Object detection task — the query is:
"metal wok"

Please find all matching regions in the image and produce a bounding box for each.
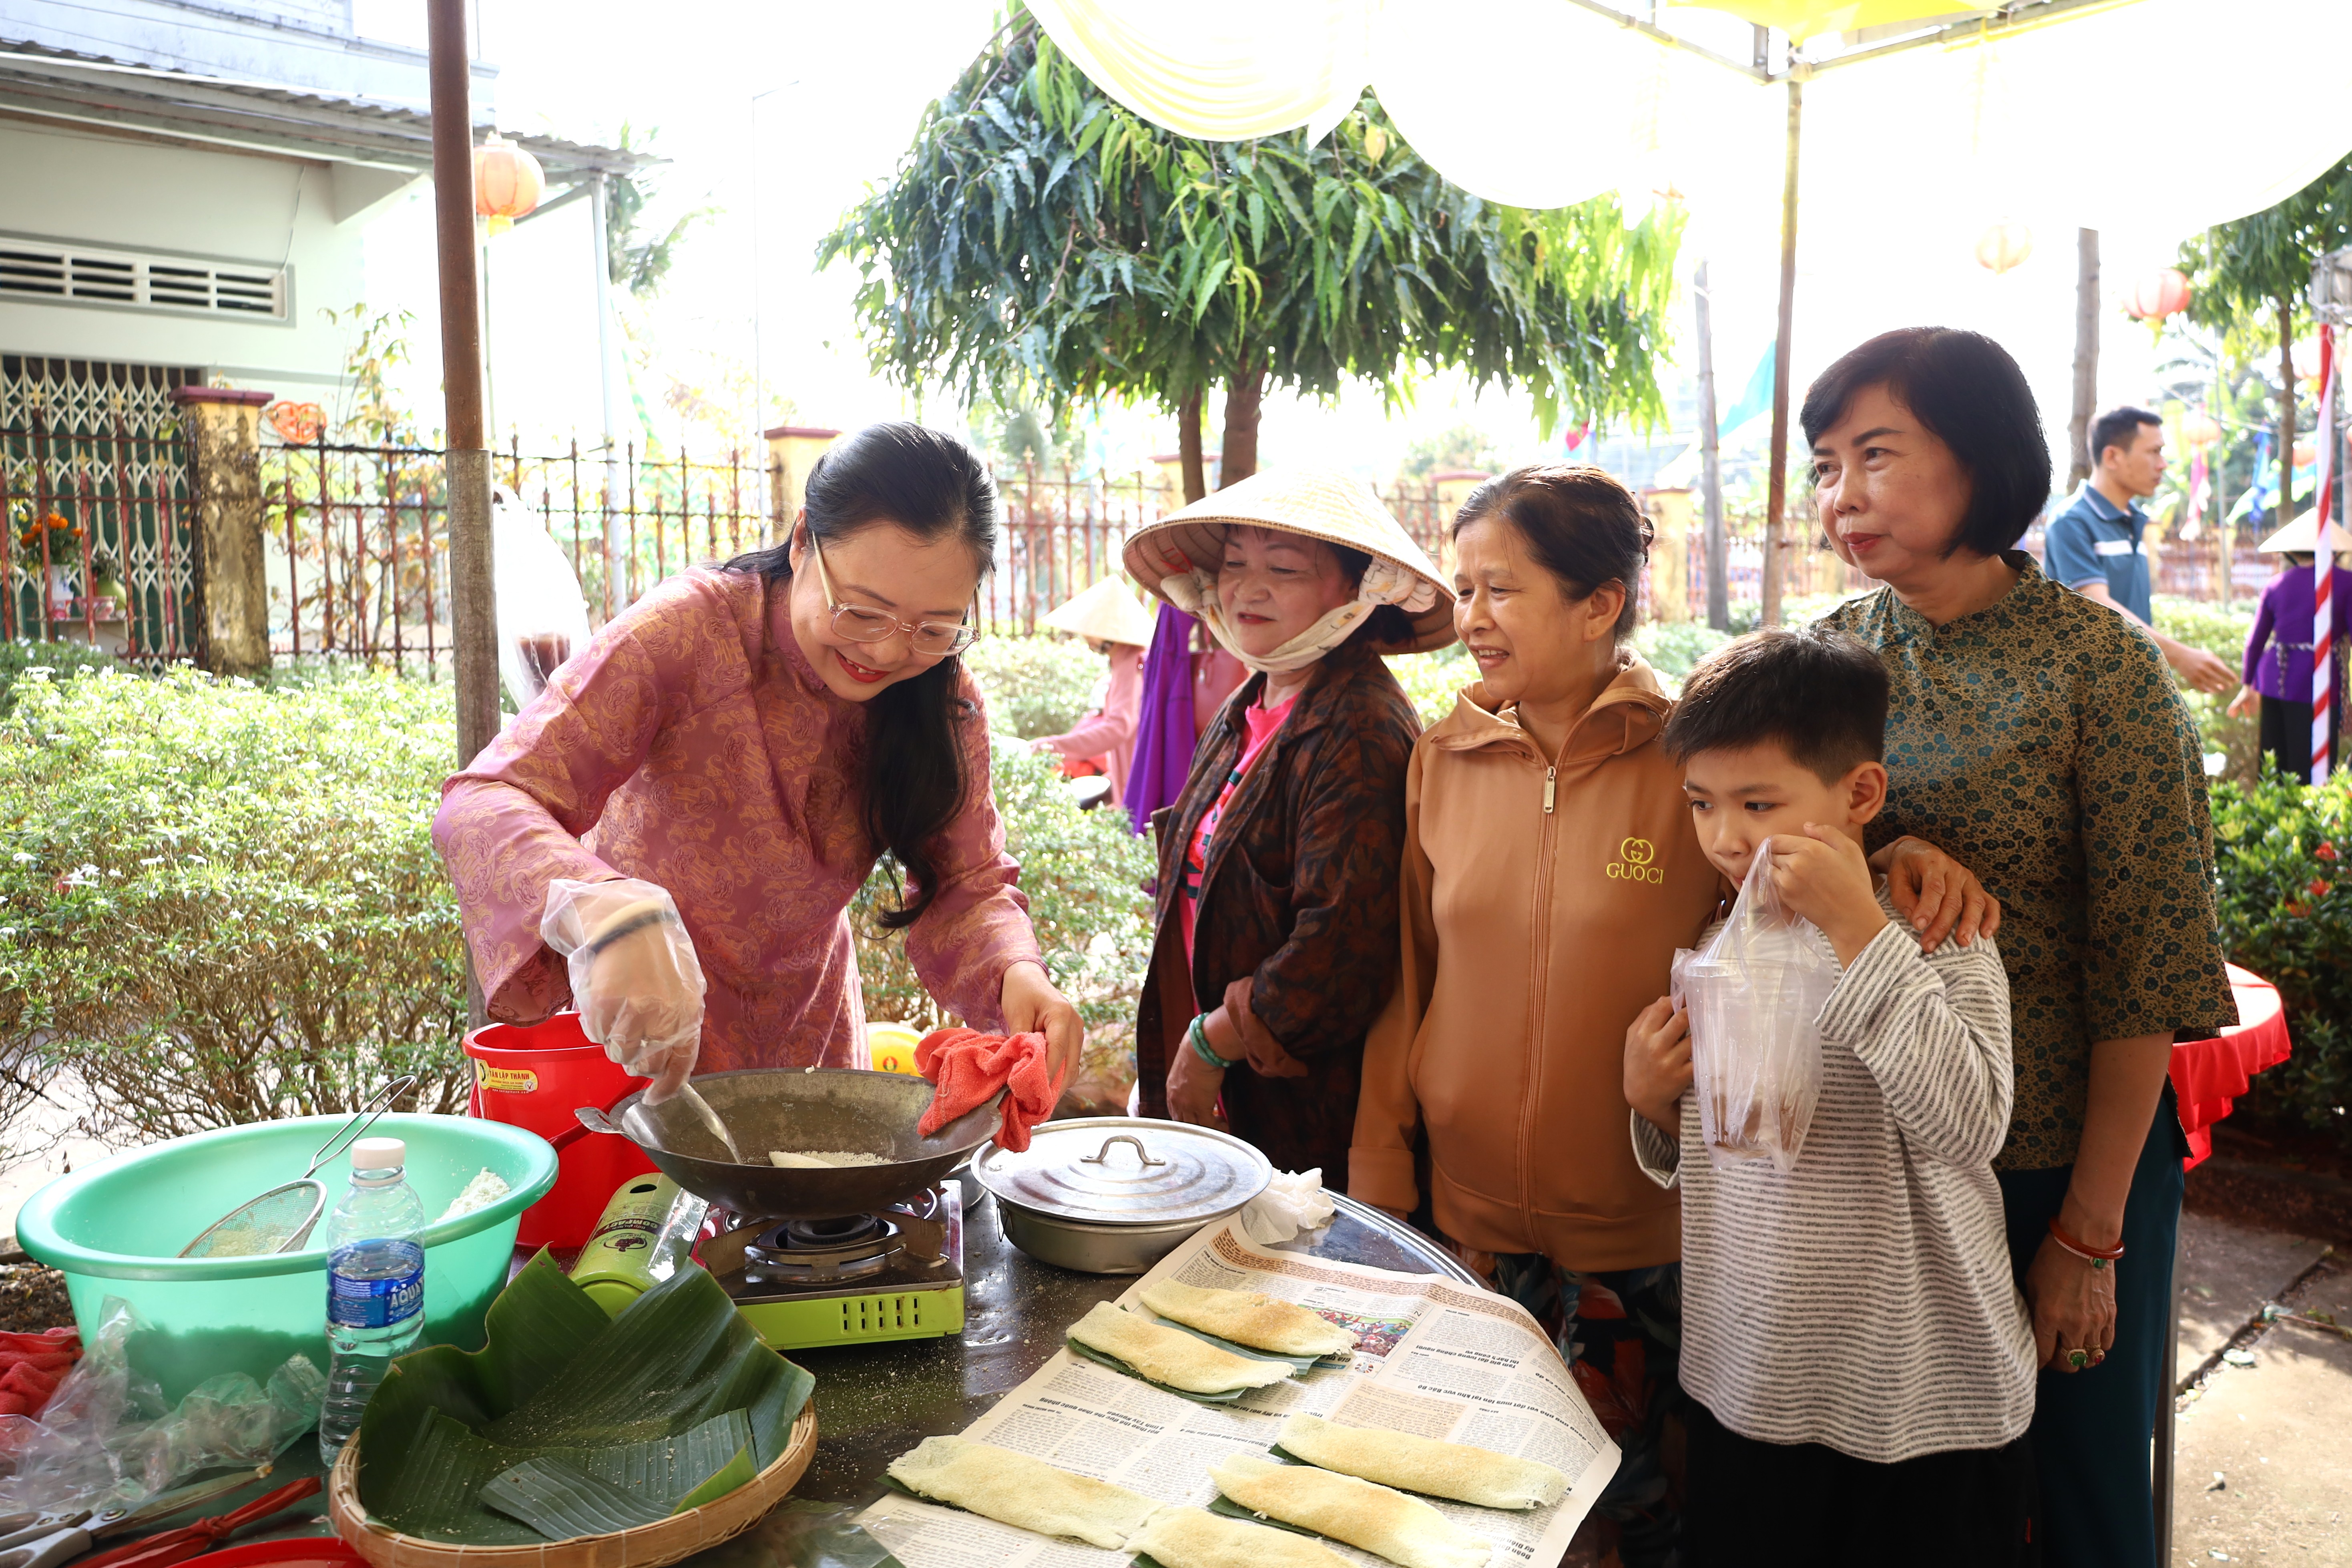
[575,1067,1002,1220]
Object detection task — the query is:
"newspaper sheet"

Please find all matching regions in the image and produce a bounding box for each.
[858,1220,1618,1568]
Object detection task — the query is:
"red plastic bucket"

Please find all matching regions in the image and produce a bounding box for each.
[464,1013,656,1249]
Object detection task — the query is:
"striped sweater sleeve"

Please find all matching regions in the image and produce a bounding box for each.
[1814,922,2014,1170]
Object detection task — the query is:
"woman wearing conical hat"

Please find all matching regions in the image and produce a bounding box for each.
[1030,576,1157,808]
[1125,470,1451,1185]
[2227,508,2351,781]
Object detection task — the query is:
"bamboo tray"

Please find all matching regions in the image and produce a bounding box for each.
[327,1404,819,1568]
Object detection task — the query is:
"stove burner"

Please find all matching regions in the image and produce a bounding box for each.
[780,1213,882,1250]
[743,1213,904,1284]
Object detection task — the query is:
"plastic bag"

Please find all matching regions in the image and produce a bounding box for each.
[539,876,706,1100]
[1679,839,1838,1173]
[0,1297,323,1513]
[492,486,592,712]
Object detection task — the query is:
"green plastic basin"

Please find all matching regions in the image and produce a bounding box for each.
[14,1112,557,1404]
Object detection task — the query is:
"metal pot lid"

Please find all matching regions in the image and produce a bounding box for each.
[973,1117,1272,1226]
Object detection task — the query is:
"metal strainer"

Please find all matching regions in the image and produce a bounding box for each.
[179,1076,416,1258]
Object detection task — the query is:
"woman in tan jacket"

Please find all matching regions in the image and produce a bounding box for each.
[1351,466,1993,1568]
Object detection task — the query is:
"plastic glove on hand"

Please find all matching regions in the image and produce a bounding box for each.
[540,877,707,1104]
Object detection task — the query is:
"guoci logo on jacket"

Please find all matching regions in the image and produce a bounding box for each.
[1606,837,1664,883]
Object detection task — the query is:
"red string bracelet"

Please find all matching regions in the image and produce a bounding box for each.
[2047,1217,2125,1269]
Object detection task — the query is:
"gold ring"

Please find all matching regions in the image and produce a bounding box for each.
[2067,1349,2088,1370]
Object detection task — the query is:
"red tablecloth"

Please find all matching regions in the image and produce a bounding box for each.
[2171,964,2294,1168]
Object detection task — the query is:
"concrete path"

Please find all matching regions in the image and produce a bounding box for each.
[2171,1214,2348,1566]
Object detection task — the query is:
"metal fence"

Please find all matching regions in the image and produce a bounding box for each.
[255,435,2294,679]
[0,357,200,663]
[262,436,771,671]
[259,440,1460,674]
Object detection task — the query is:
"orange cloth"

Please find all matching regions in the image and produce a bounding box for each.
[916,1026,1065,1153]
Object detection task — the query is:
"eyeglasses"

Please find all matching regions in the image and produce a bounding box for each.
[806,532,980,657]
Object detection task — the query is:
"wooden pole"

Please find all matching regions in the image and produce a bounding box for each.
[1762,78,1800,630]
[1694,260,1729,631]
[429,0,497,1030]
[428,0,498,772]
[2068,228,2100,490]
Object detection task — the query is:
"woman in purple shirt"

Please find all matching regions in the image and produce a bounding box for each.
[2227,525,2350,781]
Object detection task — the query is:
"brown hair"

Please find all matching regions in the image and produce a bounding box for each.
[1451,465,1651,640]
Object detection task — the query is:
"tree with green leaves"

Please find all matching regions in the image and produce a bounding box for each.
[606,122,713,298]
[819,6,1679,502]
[2179,153,2352,526]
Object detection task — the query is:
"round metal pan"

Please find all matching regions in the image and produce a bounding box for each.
[575,1067,1002,1219]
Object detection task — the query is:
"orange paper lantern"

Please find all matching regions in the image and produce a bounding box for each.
[474,133,544,237]
[1974,218,2033,275]
[2177,411,2221,450]
[2126,267,2191,321]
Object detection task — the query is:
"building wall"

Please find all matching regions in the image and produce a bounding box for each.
[0,0,494,112]
[0,120,383,393]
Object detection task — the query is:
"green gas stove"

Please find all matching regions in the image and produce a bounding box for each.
[571,1173,966,1350]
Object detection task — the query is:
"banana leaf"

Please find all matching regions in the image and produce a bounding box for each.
[358,1252,814,1544]
[484,1459,671,1538]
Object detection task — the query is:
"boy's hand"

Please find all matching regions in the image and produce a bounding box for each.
[1624,997,1692,1136]
[1768,827,1889,966]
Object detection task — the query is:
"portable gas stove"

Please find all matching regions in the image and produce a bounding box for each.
[692,1181,965,1349]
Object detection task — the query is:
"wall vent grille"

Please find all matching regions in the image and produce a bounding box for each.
[0,239,286,319]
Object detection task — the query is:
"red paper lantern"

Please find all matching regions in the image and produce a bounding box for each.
[2178,410,2221,450]
[1974,218,2033,275]
[2126,267,2191,321]
[474,133,544,237]
[266,402,325,445]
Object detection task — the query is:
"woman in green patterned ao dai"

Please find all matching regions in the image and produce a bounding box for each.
[1803,327,2235,1568]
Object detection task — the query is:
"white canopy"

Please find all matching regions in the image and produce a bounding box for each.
[1024,0,2352,261]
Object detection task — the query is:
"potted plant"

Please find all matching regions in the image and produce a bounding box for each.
[14,509,82,618]
[86,550,125,620]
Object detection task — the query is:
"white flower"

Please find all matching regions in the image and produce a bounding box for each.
[10,853,31,864]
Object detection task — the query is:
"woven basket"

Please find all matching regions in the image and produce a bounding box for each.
[327,1405,819,1568]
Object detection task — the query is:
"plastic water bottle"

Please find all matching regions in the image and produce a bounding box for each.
[318,1135,427,1463]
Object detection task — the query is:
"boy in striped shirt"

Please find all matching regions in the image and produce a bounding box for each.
[1623,627,2036,1566]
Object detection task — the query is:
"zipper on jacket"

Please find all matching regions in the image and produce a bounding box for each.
[1518,745,1565,1249]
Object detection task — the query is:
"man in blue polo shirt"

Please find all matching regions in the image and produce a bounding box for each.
[2044,406,2236,693]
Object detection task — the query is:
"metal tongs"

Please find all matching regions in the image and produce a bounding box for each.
[179,1076,416,1258]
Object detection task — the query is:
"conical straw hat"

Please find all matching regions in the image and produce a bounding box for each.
[1123,469,1455,652]
[1040,576,1157,646]
[2255,508,2352,554]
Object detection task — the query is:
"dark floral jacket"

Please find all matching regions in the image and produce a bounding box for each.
[1135,644,1420,1187]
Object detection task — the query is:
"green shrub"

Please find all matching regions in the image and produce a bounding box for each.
[0,666,469,1143]
[1386,645,1472,730]
[1632,620,1731,687]
[963,634,1108,739]
[852,736,1156,1098]
[2154,595,2255,665]
[0,640,127,715]
[2209,763,2352,1142]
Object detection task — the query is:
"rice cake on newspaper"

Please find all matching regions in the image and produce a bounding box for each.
[1140,1280,1357,1359]
[1210,1453,1493,1568]
[886,1435,1161,1549]
[1067,1302,1293,1395]
[1276,1415,1567,1510]
[1131,1507,1354,1568]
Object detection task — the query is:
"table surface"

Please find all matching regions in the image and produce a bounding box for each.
[787,1182,1480,1504]
[233,1184,1477,1546]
